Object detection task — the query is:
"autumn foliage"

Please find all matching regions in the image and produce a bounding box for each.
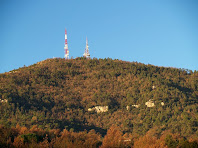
[0,124,198,147]
[0,58,198,147]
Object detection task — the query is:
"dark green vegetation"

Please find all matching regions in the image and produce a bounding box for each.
[0,58,198,145]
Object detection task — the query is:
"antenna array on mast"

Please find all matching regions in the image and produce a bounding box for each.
[83,37,90,58]
[64,29,69,59]
[64,29,91,59]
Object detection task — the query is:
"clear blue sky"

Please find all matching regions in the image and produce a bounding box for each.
[1,0,198,73]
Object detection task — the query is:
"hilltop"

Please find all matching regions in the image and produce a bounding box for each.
[0,58,198,140]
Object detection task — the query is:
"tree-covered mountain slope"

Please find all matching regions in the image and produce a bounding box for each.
[0,58,197,138]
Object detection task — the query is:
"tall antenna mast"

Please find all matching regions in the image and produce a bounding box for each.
[83,37,90,58]
[64,29,69,59]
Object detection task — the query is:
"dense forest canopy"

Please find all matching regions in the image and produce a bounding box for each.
[0,57,197,147]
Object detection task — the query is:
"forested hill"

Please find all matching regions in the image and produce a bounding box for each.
[0,57,198,138]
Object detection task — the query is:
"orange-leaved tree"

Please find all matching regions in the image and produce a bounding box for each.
[101,125,125,148]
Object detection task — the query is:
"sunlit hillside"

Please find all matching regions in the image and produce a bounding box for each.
[0,58,197,147]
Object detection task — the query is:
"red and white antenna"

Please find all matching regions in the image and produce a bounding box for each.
[64,29,69,59]
[83,37,90,58]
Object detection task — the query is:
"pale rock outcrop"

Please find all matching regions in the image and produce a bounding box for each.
[126,104,140,110]
[88,108,95,112]
[145,100,155,107]
[0,99,8,103]
[88,106,108,113]
[95,106,108,113]
[132,104,140,108]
